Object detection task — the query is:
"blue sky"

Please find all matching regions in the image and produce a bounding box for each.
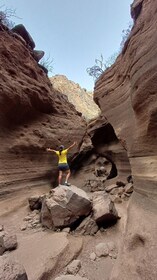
[2,0,133,90]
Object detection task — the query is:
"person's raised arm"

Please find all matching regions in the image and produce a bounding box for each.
[67,141,77,150]
[46,148,56,153]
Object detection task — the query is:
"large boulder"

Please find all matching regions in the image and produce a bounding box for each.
[92,192,119,227]
[41,185,92,229]
[0,255,28,280]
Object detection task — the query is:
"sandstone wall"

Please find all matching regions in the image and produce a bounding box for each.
[0,30,86,196]
[94,0,157,279]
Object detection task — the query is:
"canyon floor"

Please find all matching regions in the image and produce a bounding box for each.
[0,183,128,280]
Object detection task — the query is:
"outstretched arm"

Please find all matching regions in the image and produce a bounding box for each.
[46,148,56,153]
[67,141,77,150]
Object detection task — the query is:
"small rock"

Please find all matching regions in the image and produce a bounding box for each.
[75,215,98,236]
[28,195,42,211]
[62,228,71,233]
[110,187,124,196]
[125,183,134,193]
[90,252,96,261]
[116,181,125,187]
[109,252,117,259]
[33,209,40,214]
[0,225,4,232]
[95,243,109,257]
[105,184,117,193]
[23,216,32,222]
[0,232,5,238]
[107,241,116,252]
[20,224,27,231]
[3,234,17,251]
[66,260,81,275]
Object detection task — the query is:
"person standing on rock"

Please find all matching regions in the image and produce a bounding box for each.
[46,142,76,186]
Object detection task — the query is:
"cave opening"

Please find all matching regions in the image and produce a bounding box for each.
[91,123,118,147]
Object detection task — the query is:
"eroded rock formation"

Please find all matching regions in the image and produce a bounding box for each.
[94,0,157,278]
[71,114,131,190]
[0,29,86,195]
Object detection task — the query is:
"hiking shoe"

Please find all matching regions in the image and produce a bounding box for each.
[64,182,71,186]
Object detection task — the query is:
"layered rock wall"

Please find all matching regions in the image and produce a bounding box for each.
[0,30,86,195]
[94,0,157,278]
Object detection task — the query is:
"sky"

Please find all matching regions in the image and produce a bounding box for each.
[2,0,133,90]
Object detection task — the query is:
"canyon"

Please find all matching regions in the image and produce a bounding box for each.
[0,0,157,279]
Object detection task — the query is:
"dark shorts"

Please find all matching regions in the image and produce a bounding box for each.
[58,163,70,171]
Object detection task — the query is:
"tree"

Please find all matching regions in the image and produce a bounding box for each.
[0,5,16,29]
[86,53,118,81]
[40,55,54,75]
[120,21,133,50]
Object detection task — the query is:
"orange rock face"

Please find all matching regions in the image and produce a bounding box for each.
[94,0,157,279]
[0,30,86,194]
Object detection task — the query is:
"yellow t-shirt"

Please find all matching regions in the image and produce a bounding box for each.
[55,149,68,164]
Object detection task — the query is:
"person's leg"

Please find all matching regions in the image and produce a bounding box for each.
[58,170,63,185]
[65,169,71,185]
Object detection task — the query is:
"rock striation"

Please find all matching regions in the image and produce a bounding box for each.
[94,0,157,279]
[0,28,86,195]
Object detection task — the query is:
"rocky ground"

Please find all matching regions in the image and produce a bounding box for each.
[0,182,130,280]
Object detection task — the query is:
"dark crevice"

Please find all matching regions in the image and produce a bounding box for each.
[69,215,87,231]
[96,214,118,229]
[107,161,117,179]
[91,123,118,147]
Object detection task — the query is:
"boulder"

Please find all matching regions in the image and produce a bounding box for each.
[11,24,35,49]
[0,255,28,280]
[32,50,45,62]
[0,232,17,255]
[92,192,119,226]
[41,185,92,229]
